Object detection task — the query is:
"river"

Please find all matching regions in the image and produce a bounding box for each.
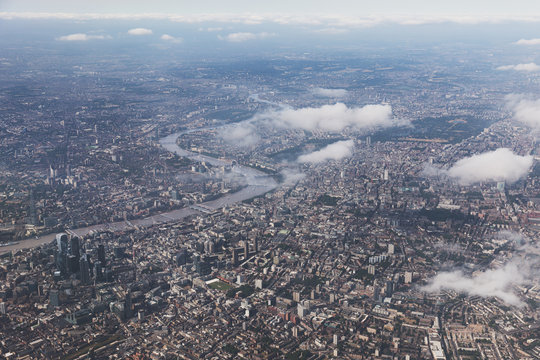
[0,129,277,253]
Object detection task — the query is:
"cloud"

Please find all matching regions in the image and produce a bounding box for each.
[218,32,275,42]
[422,262,529,306]
[445,148,533,185]
[516,38,540,45]
[311,88,348,98]
[297,140,354,163]
[161,34,183,43]
[256,103,404,132]
[497,63,540,72]
[220,124,260,147]
[314,27,350,34]
[423,230,539,307]
[5,12,540,26]
[127,28,153,36]
[279,168,306,185]
[57,33,109,41]
[505,94,540,130]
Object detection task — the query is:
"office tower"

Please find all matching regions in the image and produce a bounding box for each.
[97,244,106,265]
[388,243,395,255]
[125,292,132,319]
[175,249,188,266]
[244,240,249,259]
[70,236,80,258]
[254,237,259,253]
[79,255,90,285]
[385,280,394,298]
[404,271,413,284]
[68,254,79,274]
[232,248,238,267]
[94,261,103,282]
[56,233,68,254]
[49,289,60,307]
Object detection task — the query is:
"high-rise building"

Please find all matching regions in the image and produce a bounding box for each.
[404,271,413,284]
[56,233,68,254]
[385,280,394,298]
[254,237,259,253]
[232,248,238,267]
[175,249,188,266]
[49,289,60,307]
[97,244,106,265]
[70,236,80,258]
[388,243,395,255]
[79,255,90,285]
[244,241,249,259]
[68,254,79,274]
[94,261,103,282]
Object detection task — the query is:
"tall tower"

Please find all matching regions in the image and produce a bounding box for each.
[232,248,238,267]
[97,244,106,265]
[70,236,80,258]
[244,241,249,260]
[79,255,90,285]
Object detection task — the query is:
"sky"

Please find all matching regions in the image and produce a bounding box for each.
[3,0,540,17]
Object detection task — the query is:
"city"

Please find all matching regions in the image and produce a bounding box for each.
[0,3,540,360]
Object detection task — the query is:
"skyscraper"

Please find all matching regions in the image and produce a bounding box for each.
[97,244,106,265]
[70,236,80,258]
[56,233,68,254]
[244,241,249,260]
[79,255,90,285]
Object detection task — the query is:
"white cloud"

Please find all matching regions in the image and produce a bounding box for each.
[505,94,540,130]
[445,148,532,185]
[311,88,348,98]
[314,27,349,34]
[423,231,540,307]
[5,13,540,26]
[57,33,109,41]
[279,168,306,185]
[256,103,404,132]
[422,262,528,307]
[497,63,540,72]
[516,38,540,45]
[218,32,275,42]
[127,28,153,36]
[220,124,260,147]
[161,34,183,43]
[297,140,354,163]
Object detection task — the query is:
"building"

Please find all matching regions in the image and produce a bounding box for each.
[80,255,90,285]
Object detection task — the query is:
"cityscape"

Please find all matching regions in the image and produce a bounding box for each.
[0,2,540,359]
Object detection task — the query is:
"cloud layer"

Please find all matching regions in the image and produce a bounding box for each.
[516,38,540,45]
[161,34,183,43]
[311,88,348,98]
[218,32,274,42]
[423,230,539,307]
[422,262,527,306]
[506,94,540,130]
[5,12,540,27]
[297,140,354,163]
[258,103,400,132]
[220,124,260,147]
[127,28,153,36]
[57,33,108,41]
[497,63,540,72]
[445,148,532,185]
